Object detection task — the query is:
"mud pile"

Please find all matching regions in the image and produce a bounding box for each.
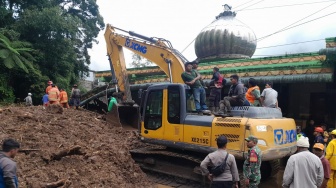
[0,106,153,188]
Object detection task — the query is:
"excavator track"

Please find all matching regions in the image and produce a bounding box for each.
[131,147,281,187]
[130,147,208,185]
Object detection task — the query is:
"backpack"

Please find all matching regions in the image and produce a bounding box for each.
[211,152,229,176]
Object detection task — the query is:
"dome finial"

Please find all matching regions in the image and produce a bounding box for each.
[216,4,236,19]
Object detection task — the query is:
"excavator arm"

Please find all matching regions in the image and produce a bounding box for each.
[104,24,186,102]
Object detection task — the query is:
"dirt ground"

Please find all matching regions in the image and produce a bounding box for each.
[0,105,153,188]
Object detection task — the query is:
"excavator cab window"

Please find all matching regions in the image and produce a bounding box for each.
[144,90,163,130]
[168,86,180,124]
[186,89,196,113]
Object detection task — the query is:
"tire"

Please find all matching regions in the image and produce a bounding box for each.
[260,160,280,181]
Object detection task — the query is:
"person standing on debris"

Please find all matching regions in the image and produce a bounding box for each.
[0,138,20,188]
[200,136,239,188]
[48,84,60,105]
[313,143,330,188]
[260,82,278,108]
[59,89,69,108]
[42,93,49,109]
[243,135,262,188]
[283,136,323,188]
[71,84,81,110]
[326,130,336,188]
[245,78,262,106]
[208,67,225,114]
[45,80,55,94]
[215,74,246,116]
[24,93,33,106]
[181,62,210,115]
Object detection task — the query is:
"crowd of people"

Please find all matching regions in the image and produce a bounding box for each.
[199,131,336,188]
[24,80,81,109]
[181,61,279,116]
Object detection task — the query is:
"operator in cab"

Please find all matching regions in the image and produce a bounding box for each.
[181,62,210,115]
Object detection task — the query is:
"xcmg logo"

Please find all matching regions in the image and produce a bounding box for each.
[125,39,147,54]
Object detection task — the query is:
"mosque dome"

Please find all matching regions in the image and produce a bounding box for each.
[195,5,257,60]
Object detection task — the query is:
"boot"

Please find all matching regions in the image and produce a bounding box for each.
[202,109,211,115]
[214,109,225,116]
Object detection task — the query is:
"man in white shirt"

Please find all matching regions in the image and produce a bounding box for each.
[260,82,278,108]
[283,136,324,188]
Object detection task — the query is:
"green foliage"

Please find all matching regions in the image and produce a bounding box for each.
[0,70,15,104]
[0,0,104,103]
[130,53,154,68]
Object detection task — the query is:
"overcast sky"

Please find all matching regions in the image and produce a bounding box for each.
[88,0,336,72]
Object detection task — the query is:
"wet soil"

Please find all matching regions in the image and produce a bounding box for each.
[0,105,153,188]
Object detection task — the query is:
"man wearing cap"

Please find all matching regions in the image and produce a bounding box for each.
[200,136,239,188]
[45,80,53,94]
[326,130,336,188]
[283,136,323,188]
[243,135,262,188]
[181,62,210,115]
[313,143,330,188]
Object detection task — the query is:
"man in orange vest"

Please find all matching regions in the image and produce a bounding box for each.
[45,80,53,94]
[48,84,60,104]
[59,89,69,108]
[245,78,262,106]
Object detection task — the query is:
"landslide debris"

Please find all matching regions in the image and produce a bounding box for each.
[0,106,154,188]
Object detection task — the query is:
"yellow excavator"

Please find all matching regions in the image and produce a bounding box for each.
[103,24,297,183]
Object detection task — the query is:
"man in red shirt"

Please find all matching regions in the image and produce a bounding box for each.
[313,143,330,188]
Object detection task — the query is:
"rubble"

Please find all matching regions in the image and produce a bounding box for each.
[0,106,153,188]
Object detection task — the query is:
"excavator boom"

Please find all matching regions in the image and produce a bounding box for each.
[103,24,187,129]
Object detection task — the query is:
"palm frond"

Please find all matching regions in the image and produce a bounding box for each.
[0,49,9,59]
[13,55,28,73]
[3,57,15,69]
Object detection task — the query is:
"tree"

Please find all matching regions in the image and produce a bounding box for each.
[0,0,104,103]
[130,53,154,68]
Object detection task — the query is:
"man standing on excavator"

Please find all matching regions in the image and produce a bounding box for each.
[181,62,210,115]
[208,67,225,114]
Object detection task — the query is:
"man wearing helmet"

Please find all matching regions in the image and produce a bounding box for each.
[24,93,33,106]
[326,130,336,188]
[314,127,325,144]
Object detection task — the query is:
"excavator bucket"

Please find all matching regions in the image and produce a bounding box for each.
[105,104,140,130]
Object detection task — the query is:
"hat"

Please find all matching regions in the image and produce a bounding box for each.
[331,129,336,135]
[314,127,323,133]
[313,143,325,151]
[297,136,309,148]
[48,81,53,84]
[73,84,78,87]
[184,61,193,66]
[245,135,258,143]
[28,93,32,96]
